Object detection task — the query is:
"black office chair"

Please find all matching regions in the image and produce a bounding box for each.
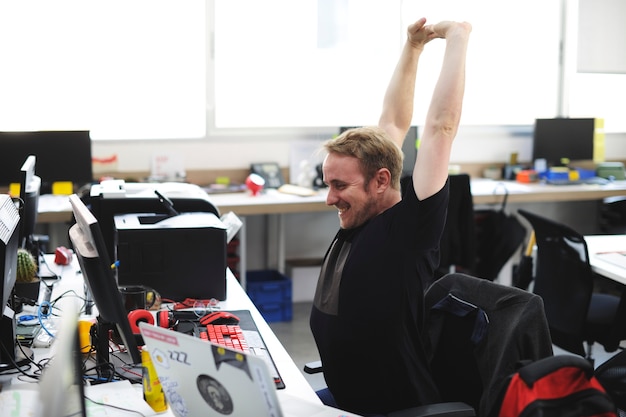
[420,273,553,417]
[305,273,554,417]
[599,196,626,234]
[473,188,526,281]
[518,209,626,362]
[595,344,626,412]
[435,174,476,280]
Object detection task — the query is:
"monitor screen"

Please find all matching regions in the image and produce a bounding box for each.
[0,194,19,313]
[0,193,32,371]
[0,131,93,192]
[532,118,596,167]
[18,155,41,252]
[68,194,142,366]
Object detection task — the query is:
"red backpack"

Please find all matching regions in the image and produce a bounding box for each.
[499,355,617,417]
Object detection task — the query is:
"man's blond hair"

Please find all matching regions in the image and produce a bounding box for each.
[324,126,404,190]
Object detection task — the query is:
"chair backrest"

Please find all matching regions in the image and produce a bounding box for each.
[473,190,526,281]
[593,345,626,411]
[600,196,626,234]
[424,273,553,417]
[518,209,593,356]
[436,174,476,279]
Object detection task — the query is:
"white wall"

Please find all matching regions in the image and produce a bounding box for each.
[92,128,626,174]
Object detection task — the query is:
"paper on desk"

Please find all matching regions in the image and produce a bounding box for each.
[470,179,532,196]
[84,380,172,416]
[0,385,39,416]
[39,194,72,212]
[595,251,626,270]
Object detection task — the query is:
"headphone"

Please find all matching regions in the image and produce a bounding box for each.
[128,309,177,334]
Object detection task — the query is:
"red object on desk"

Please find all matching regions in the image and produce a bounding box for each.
[516,170,539,183]
[245,173,265,196]
[54,246,73,265]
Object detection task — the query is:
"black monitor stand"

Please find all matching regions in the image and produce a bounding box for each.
[91,317,116,381]
[0,312,33,372]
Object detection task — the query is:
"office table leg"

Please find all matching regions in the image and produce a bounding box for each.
[267,214,286,275]
[237,217,247,290]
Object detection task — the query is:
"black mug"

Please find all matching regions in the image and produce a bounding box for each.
[118,285,160,312]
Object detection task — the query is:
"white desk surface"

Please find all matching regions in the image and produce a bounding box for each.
[3,255,331,416]
[586,234,626,286]
[469,178,626,205]
[36,179,626,221]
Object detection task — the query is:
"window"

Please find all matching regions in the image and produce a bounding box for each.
[213,0,562,128]
[569,0,626,132]
[0,0,206,140]
[2,1,622,138]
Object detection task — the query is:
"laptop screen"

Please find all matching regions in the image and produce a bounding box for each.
[36,301,87,417]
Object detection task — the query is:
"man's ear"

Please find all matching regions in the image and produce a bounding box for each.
[374,168,392,192]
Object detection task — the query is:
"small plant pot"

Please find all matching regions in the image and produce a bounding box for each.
[14,280,41,305]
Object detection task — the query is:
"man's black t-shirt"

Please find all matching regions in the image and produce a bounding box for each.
[310,178,449,416]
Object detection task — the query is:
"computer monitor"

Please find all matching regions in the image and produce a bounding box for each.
[339,126,419,178]
[0,131,93,193]
[68,194,142,369]
[18,155,41,253]
[532,118,597,168]
[0,193,33,371]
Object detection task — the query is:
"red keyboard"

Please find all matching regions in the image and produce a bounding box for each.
[200,324,249,352]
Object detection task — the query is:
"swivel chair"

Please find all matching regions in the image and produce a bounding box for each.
[599,196,626,234]
[421,273,553,417]
[305,273,553,417]
[473,189,526,281]
[436,174,476,280]
[518,209,626,362]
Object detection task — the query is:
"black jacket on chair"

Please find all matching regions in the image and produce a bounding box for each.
[424,273,554,417]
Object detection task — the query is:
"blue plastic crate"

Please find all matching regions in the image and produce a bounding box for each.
[246,270,292,322]
[575,167,596,180]
[254,301,293,323]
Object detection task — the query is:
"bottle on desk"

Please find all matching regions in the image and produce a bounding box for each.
[142,347,168,412]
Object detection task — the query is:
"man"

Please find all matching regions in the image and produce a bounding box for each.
[309,18,472,416]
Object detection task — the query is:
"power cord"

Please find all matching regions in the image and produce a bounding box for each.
[37,248,62,281]
[37,301,55,338]
[0,339,37,380]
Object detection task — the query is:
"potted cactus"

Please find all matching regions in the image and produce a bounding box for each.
[13,248,41,311]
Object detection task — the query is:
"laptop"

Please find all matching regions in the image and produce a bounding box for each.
[0,300,87,417]
[139,322,361,417]
[36,300,87,417]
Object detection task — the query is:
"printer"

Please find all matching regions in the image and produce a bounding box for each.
[114,212,227,301]
[88,180,220,261]
[87,180,227,301]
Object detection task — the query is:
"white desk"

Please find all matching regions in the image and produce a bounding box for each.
[36,179,626,222]
[34,179,626,277]
[38,178,626,223]
[470,179,626,205]
[3,255,331,415]
[586,234,626,286]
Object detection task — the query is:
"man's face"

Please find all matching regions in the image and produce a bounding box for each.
[323,153,378,229]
